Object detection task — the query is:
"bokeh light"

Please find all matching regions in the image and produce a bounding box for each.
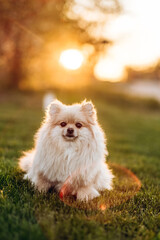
[59,49,84,70]
[94,57,127,82]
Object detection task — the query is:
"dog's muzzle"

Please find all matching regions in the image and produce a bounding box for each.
[63,128,77,141]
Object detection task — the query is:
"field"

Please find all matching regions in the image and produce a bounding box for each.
[0,87,160,240]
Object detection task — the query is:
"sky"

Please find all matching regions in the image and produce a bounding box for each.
[93,0,160,81]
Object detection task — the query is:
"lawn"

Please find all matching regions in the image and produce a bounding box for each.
[0,87,160,240]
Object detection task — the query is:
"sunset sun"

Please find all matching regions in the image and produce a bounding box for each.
[59,49,84,70]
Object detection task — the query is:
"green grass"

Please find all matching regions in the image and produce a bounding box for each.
[0,88,160,240]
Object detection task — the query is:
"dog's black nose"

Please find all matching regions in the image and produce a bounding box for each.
[67,128,74,134]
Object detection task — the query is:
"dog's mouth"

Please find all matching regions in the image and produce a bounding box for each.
[62,134,78,141]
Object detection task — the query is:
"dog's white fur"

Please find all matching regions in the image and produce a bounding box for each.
[19,100,114,201]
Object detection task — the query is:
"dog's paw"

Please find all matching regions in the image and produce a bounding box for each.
[97,182,113,191]
[106,184,113,190]
[37,184,50,193]
[77,186,100,202]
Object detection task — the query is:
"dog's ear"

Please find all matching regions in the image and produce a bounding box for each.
[48,100,62,117]
[81,100,97,120]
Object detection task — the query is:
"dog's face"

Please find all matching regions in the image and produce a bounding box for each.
[47,100,97,142]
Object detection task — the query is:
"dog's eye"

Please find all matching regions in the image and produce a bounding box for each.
[60,122,67,127]
[75,122,82,128]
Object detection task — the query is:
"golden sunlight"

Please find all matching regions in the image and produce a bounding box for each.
[94,58,127,82]
[59,49,84,70]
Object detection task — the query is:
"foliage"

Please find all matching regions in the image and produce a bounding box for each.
[0,0,120,89]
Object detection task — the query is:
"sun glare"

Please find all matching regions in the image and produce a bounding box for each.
[59,49,84,70]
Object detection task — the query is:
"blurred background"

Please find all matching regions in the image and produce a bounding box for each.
[0,0,160,101]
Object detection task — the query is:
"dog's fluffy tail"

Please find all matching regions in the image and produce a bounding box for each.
[19,150,35,172]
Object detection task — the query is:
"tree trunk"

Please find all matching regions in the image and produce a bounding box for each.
[9,31,23,89]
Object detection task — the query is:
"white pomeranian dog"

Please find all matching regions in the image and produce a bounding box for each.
[19,100,114,201]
